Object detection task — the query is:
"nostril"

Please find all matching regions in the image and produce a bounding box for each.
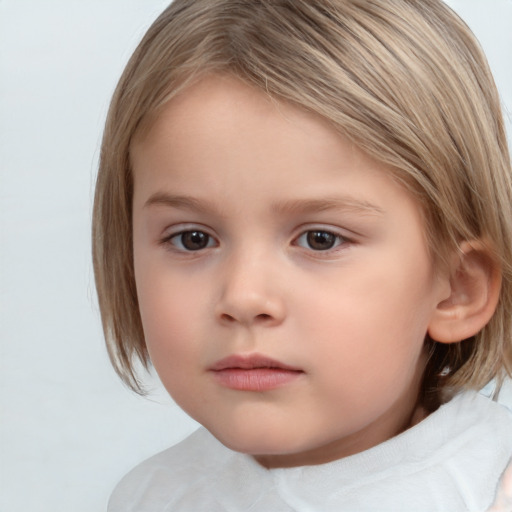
[256,313,272,321]
[216,295,285,326]
[220,313,237,323]
[220,312,273,324]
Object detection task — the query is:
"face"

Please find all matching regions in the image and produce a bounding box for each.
[131,74,450,468]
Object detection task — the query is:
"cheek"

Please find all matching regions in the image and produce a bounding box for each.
[137,282,211,413]
[134,258,207,377]
[303,253,435,384]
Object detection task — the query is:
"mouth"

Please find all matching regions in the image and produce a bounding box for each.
[209,354,304,391]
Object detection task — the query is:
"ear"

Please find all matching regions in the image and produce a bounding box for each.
[428,240,502,343]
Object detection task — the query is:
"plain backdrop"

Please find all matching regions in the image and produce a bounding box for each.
[0,1,511,510]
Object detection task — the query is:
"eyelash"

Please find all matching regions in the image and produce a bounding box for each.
[294,229,348,252]
[161,229,217,252]
[160,227,351,254]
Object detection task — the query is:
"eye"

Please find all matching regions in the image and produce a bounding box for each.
[166,230,216,251]
[296,230,346,251]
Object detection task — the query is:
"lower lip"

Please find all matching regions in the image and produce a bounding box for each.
[211,368,303,391]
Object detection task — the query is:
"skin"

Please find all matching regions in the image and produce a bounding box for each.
[486,459,512,512]
[131,74,452,468]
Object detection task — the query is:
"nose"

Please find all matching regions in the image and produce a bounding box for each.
[215,253,286,328]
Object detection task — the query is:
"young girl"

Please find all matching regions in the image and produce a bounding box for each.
[93,0,512,510]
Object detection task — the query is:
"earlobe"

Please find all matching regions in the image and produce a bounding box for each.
[427,241,501,344]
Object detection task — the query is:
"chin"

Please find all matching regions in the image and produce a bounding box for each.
[207,423,285,452]
[207,421,320,461]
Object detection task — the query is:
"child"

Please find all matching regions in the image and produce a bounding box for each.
[93,0,512,510]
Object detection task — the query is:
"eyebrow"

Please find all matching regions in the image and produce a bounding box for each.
[144,193,384,217]
[271,197,384,216]
[144,193,216,215]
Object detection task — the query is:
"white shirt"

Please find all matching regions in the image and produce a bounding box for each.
[108,391,512,511]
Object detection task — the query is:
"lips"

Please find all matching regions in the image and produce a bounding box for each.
[209,354,304,391]
[210,354,301,372]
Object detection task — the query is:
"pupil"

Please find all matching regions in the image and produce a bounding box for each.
[182,231,209,250]
[307,231,335,250]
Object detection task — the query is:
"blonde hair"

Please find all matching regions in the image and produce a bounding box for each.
[93,0,512,406]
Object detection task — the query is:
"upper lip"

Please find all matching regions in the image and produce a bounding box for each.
[209,354,303,372]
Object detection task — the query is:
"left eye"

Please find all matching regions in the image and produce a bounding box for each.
[296,230,345,251]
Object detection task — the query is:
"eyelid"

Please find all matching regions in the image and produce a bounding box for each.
[159,224,219,251]
[292,225,355,252]
[161,222,215,238]
[293,224,355,240]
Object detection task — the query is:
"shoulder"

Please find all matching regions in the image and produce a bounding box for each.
[107,428,230,512]
[418,391,512,510]
[426,391,512,463]
[315,391,512,511]
[439,390,512,442]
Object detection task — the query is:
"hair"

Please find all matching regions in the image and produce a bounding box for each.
[93,0,512,408]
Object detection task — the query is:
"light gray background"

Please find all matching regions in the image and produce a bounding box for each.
[1,1,511,510]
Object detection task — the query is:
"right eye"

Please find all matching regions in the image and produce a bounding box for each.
[165,230,216,251]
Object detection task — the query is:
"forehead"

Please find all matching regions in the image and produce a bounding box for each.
[131,74,382,187]
[132,73,342,159]
[130,74,426,232]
